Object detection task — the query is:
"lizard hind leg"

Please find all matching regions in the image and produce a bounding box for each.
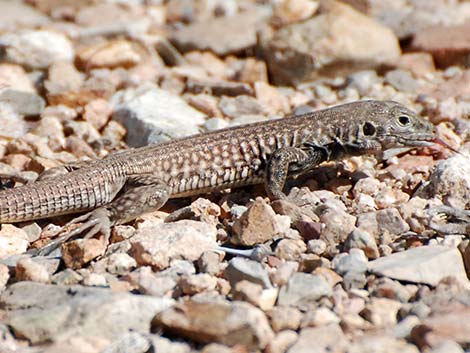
[35,175,171,256]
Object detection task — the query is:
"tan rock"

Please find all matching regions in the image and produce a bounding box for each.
[153,300,274,350]
[232,198,291,246]
[15,258,50,284]
[62,238,107,269]
[0,224,29,258]
[263,0,400,84]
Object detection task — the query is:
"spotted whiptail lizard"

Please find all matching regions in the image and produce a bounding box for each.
[0,100,448,253]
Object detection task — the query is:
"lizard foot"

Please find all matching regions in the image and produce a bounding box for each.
[427,205,470,235]
[34,207,112,257]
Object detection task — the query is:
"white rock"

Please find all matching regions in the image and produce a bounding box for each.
[369,245,470,287]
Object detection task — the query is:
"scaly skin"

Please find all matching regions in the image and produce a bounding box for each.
[0,100,436,229]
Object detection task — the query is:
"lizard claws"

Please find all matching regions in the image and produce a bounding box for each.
[34,208,112,257]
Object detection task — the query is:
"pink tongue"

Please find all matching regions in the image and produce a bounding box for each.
[433,138,460,154]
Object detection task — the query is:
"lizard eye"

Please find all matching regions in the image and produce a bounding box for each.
[363,122,376,136]
[397,115,411,126]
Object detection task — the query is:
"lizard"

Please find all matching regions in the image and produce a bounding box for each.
[0,100,446,253]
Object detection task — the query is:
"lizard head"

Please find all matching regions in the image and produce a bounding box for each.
[350,100,438,153]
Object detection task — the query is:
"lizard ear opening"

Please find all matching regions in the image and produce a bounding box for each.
[363,122,376,136]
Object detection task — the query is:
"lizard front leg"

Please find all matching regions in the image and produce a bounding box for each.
[265,145,328,200]
[35,174,171,256]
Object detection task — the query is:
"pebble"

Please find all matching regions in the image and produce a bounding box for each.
[277,272,332,309]
[170,9,270,56]
[369,245,470,287]
[262,1,400,84]
[287,324,348,353]
[1,282,173,344]
[153,299,274,350]
[0,30,74,69]
[231,197,290,246]
[111,85,205,146]
[129,220,217,270]
[0,224,29,258]
[225,257,272,290]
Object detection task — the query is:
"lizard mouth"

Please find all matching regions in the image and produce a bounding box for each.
[393,135,459,153]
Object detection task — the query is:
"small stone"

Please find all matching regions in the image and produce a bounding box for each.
[300,307,340,328]
[129,220,217,270]
[62,238,107,270]
[420,153,470,209]
[307,239,327,256]
[356,208,409,240]
[411,23,470,68]
[394,315,421,339]
[346,70,381,96]
[170,9,269,56]
[178,273,217,295]
[262,1,400,85]
[15,257,50,284]
[233,281,278,311]
[83,99,112,130]
[412,308,470,348]
[112,85,205,146]
[218,95,268,119]
[186,79,253,97]
[123,267,176,297]
[198,251,222,275]
[51,269,83,286]
[361,297,402,328]
[232,198,290,246]
[82,273,107,287]
[0,89,45,116]
[275,238,307,261]
[0,30,74,69]
[0,1,49,30]
[273,0,319,25]
[265,330,298,353]
[269,306,302,332]
[369,245,470,287]
[385,69,420,93]
[398,53,435,78]
[348,335,419,353]
[153,300,274,350]
[0,224,29,258]
[105,253,137,275]
[77,40,146,69]
[0,263,9,289]
[428,340,465,353]
[334,249,368,276]
[224,257,272,289]
[277,272,332,309]
[287,324,348,353]
[269,261,298,287]
[254,81,290,115]
[344,228,380,259]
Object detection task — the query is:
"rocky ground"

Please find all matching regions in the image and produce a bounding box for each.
[0,0,470,352]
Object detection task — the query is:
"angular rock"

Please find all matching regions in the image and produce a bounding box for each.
[0,30,74,69]
[369,245,469,287]
[225,257,272,289]
[170,9,269,56]
[0,224,29,258]
[129,220,217,270]
[262,1,400,84]
[2,282,174,344]
[411,23,470,68]
[232,198,290,246]
[419,153,470,209]
[153,300,274,350]
[287,324,348,353]
[111,85,205,146]
[277,272,332,308]
[412,307,470,348]
[348,335,419,353]
[0,89,45,116]
[0,1,50,31]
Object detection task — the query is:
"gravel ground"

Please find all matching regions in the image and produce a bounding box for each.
[0,1,470,352]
